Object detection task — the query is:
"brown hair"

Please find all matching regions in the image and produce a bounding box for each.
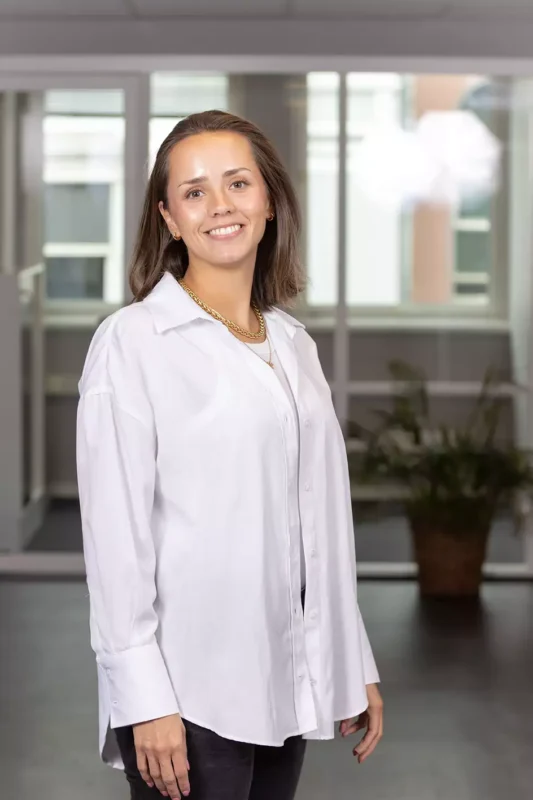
[129,109,306,309]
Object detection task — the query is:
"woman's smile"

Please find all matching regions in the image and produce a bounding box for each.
[205,223,245,240]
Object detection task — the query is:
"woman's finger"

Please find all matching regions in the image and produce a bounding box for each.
[136,749,155,789]
[160,755,182,800]
[354,709,383,763]
[355,731,381,763]
[172,752,191,798]
[341,719,365,737]
[339,712,367,737]
[147,753,168,796]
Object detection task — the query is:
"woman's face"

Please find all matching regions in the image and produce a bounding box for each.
[159,131,272,269]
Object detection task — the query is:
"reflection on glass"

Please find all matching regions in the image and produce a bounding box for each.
[43,90,125,303]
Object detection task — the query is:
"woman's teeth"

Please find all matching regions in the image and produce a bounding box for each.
[208,224,242,236]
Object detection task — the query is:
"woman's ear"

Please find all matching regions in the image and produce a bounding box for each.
[158,201,181,239]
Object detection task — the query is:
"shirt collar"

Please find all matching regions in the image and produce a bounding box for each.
[143,271,305,338]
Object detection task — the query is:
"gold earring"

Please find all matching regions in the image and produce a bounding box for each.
[267,212,275,222]
[172,231,181,241]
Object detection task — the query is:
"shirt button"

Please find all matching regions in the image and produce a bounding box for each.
[304,483,311,491]
[310,549,318,558]
[310,609,318,620]
[304,419,311,428]
[112,700,118,706]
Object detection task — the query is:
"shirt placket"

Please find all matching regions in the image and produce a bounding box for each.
[284,399,318,733]
[298,406,322,724]
[225,322,319,734]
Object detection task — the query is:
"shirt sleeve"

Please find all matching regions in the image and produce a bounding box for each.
[357,605,380,685]
[76,343,180,729]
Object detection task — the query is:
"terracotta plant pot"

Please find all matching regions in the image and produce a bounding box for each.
[409,518,491,597]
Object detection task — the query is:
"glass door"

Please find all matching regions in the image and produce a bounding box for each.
[0,73,148,556]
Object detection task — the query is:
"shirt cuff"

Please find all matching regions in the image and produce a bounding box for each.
[98,642,180,729]
[363,656,380,685]
[357,606,380,685]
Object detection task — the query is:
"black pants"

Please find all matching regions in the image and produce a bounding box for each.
[115,719,307,800]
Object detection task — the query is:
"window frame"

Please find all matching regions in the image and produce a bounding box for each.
[43,179,117,304]
[303,71,509,321]
[43,106,126,306]
[28,65,509,327]
[0,71,149,325]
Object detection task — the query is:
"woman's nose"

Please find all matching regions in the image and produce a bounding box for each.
[209,190,235,217]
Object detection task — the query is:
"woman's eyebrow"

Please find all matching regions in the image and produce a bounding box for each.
[178,167,252,188]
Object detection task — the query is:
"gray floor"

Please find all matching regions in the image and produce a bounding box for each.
[1,579,532,800]
[28,499,525,564]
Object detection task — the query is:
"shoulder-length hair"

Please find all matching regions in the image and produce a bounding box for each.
[129,109,306,309]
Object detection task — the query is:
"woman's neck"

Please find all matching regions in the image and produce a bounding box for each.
[183,261,258,335]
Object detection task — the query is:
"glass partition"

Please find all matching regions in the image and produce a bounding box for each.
[43,89,125,304]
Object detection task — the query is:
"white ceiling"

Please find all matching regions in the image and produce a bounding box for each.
[0,0,532,17]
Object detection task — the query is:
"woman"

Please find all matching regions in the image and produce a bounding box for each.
[77,110,383,800]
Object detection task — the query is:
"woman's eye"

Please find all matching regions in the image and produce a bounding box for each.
[186,189,204,200]
[232,180,248,190]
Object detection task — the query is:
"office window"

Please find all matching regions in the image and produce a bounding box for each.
[452,81,499,303]
[43,90,125,303]
[45,256,105,299]
[342,73,504,312]
[147,72,506,316]
[346,73,404,306]
[306,73,339,307]
[44,183,110,243]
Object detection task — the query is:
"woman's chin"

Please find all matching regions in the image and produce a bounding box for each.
[197,244,258,268]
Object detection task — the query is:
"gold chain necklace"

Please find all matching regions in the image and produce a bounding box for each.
[178,278,265,340]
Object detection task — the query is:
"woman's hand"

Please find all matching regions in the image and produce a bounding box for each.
[339,683,383,763]
[133,713,190,798]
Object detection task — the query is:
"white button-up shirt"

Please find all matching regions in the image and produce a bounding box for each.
[247,338,306,589]
[76,271,379,769]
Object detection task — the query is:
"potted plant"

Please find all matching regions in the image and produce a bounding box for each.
[349,360,533,597]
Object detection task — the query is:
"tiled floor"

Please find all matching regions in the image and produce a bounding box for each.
[1,580,532,799]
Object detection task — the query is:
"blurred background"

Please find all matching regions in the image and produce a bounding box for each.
[0,1,532,799]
